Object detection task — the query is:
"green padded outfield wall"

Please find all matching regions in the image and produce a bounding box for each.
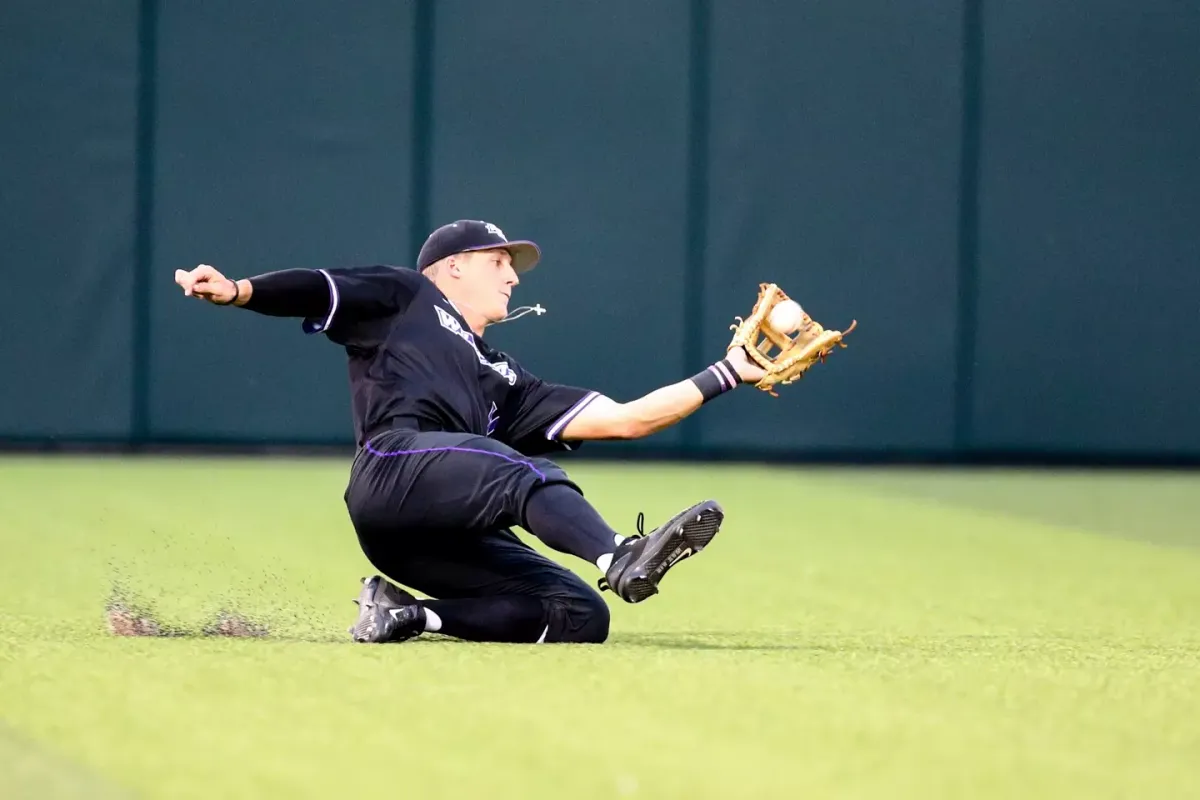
[1,0,1198,459]
[696,0,965,454]
[0,1,138,439]
[970,0,1200,455]
[145,2,416,443]
[427,0,693,450]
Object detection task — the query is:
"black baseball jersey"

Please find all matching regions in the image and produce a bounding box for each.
[295,265,599,453]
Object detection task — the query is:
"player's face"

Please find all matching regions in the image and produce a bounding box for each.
[457,249,518,322]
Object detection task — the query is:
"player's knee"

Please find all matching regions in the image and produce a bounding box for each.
[577,592,611,643]
[551,590,609,644]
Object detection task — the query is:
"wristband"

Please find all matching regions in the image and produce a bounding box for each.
[690,358,741,402]
[216,279,240,306]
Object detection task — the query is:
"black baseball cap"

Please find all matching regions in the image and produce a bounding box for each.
[416,220,541,273]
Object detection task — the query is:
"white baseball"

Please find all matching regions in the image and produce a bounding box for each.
[768,300,806,334]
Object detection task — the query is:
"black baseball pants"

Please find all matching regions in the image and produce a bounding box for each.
[343,429,610,644]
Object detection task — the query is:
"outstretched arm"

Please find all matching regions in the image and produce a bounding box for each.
[559,347,766,441]
[175,263,423,337]
[174,264,331,317]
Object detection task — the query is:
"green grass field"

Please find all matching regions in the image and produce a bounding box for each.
[2,457,1198,799]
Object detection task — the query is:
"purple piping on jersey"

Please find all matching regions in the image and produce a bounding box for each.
[363,441,547,482]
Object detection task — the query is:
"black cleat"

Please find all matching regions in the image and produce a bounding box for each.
[350,575,426,643]
[598,500,724,604]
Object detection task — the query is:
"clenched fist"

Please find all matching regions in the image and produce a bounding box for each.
[175,264,242,305]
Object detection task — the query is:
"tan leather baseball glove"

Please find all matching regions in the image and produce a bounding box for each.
[727,283,856,396]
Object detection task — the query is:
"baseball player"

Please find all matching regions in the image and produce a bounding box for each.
[175,220,767,644]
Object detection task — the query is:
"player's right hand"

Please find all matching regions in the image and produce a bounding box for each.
[175,264,237,305]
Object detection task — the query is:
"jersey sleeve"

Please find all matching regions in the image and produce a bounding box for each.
[300,265,424,344]
[499,371,601,455]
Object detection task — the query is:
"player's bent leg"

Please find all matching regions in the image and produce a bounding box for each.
[421,594,551,643]
[541,578,610,644]
[523,482,624,564]
[345,429,580,536]
[351,577,548,644]
[344,429,727,638]
[522,481,729,606]
[347,429,627,573]
[422,584,607,644]
[350,579,607,644]
[353,527,610,644]
[462,528,610,643]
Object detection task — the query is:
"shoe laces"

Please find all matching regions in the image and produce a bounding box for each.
[626,512,646,542]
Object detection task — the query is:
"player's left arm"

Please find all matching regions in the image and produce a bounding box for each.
[559,347,765,441]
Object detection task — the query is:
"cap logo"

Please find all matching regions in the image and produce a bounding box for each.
[484,223,507,241]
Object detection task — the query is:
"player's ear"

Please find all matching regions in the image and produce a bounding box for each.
[446,255,461,279]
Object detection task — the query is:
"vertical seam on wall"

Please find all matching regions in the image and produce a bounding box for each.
[409,0,435,255]
[132,0,159,444]
[682,0,711,451]
[955,0,983,452]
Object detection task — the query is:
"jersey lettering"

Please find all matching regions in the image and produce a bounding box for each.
[434,305,518,385]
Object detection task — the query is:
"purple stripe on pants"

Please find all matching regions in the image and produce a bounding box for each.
[364,441,548,483]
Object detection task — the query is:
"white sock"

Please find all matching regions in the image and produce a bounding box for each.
[595,534,630,573]
[423,607,442,632]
